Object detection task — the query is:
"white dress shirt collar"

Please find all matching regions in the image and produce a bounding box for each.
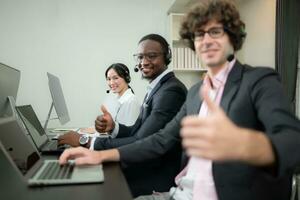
[118,88,134,105]
[148,68,172,92]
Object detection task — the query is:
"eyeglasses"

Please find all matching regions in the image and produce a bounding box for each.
[193,27,226,41]
[133,52,163,63]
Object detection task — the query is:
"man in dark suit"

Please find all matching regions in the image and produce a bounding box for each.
[59,0,300,199]
[58,34,187,196]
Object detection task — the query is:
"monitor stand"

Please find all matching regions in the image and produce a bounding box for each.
[4,96,18,119]
[43,101,59,131]
[44,102,75,135]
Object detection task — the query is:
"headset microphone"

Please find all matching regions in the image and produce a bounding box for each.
[134,64,140,72]
[227,54,235,62]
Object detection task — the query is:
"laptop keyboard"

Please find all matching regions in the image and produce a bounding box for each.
[46,140,58,150]
[37,162,74,180]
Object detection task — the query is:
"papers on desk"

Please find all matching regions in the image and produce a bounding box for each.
[52,128,80,132]
[79,127,96,134]
[47,127,109,138]
[78,127,109,138]
[46,128,80,139]
[47,128,80,135]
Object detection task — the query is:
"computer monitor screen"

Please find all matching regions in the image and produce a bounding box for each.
[47,72,70,126]
[0,63,21,117]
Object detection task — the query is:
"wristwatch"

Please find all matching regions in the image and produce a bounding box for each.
[79,135,90,147]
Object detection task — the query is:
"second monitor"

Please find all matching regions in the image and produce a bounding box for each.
[44,72,70,130]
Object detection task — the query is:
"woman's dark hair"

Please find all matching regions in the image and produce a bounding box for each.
[139,34,172,66]
[105,63,134,93]
[180,0,246,51]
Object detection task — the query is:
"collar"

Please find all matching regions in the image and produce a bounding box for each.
[148,68,172,91]
[118,88,134,104]
[204,59,236,89]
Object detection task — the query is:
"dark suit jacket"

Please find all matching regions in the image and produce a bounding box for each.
[95,71,187,196]
[118,61,300,200]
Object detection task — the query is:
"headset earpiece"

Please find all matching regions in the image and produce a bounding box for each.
[123,67,131,83]
[240,26,247,38]
[125,75,131,83]
[164,45,172,66]
[117,63,131,83]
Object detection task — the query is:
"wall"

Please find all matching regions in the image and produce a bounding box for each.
[167,0,276,89]
[237,0,276,68]
[0,0,278,127]
[0,0,173,127]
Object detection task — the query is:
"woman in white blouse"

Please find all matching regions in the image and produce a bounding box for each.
[82,63,141,136]
[103,63,141,127]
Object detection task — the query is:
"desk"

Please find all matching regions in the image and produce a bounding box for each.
[0,156,133,200]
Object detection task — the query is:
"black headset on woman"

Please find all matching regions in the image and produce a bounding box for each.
[105,63,134,93]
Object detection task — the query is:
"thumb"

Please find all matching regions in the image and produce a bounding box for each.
[100,105,109,115]
[200,85,219,113]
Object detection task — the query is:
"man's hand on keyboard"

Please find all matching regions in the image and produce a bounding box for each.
[59,147,121,165]
[58,131,80,147]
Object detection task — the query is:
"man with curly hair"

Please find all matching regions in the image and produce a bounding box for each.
[59,0,300,199]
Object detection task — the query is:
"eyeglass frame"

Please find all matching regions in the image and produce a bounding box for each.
[192,26,231,41]
[133,52,164,63]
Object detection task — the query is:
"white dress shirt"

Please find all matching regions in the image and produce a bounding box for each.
[89,88,141,149]
[108,68,172,138]
[104,89,141,126]
[106,88,141,137]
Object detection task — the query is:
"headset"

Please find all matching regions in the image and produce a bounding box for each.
[116,63,131,83]
[105,63,131,93]
[155,36,172,66]
[138,34,172,67]
[105,63,131,83]
[164,45,172,66]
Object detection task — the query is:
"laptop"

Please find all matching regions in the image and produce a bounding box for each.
[16,105,67,154]
[0,116,104,186]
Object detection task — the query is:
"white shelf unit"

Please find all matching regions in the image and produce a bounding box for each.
[169,13,206,88]
[170,13,205,72]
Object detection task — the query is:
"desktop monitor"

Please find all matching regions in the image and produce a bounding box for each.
[0,62,21,117]
[44,72,70,129]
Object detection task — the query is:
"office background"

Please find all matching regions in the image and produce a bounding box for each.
[0,0,173,128]
[0,0,298,128]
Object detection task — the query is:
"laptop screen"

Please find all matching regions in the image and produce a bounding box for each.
[0,117,40,175]
[16,105,48,149]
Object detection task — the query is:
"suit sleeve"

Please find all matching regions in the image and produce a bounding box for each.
[118,100,188,166]
[250,69,300,177]
[93,85,187,150]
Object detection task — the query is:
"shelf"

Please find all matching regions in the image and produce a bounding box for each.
[170,14,185,41]
[168,0,246,14]
[173,40,188,46]
[168,0,197,14]
[172,46,203,70]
